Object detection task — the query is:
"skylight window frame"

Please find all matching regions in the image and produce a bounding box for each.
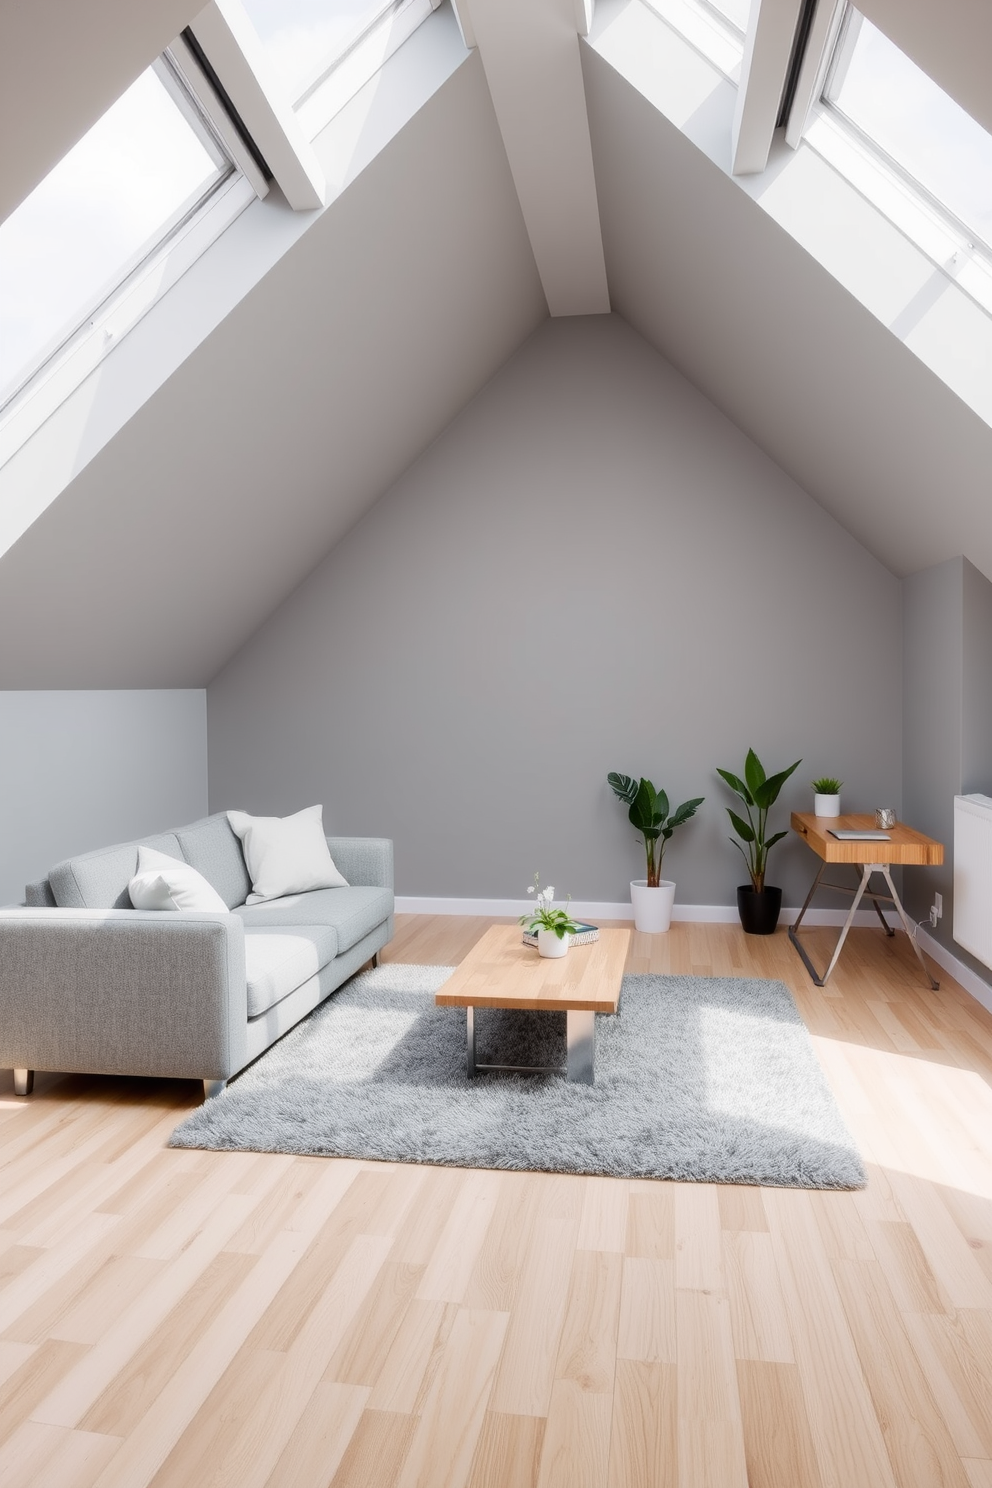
[799,3,992,320]
[292,0,440,140]
[0,53,257,465]
[638,0,744,85]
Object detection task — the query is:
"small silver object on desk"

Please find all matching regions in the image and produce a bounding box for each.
[875,807,896,829]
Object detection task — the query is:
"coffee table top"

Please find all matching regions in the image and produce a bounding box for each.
[434,924,631,1013]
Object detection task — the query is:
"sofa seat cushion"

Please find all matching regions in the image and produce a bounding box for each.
[175,815,252,910]
[235,885,392,954]
[50,833,184,909]
[244,925,338,1018]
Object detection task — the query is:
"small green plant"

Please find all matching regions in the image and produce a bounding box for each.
[811,776,843,794]
[717,749,801,892]
[607,774,704,887]
[519,874,581,940]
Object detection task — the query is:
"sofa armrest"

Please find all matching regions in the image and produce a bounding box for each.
[0,909,247,1082]
[327,837,393,892]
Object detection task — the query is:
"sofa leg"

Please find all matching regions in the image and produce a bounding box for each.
[203,1079,227,1100]
[372,951,380,969]
[13,1068,34,1096]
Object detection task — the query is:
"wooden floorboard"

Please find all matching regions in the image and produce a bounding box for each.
[1,915,991,1486]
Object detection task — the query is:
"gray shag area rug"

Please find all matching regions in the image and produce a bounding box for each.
[170,964,865,1189]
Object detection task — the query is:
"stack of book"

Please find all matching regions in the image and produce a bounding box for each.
[522,922,599,948]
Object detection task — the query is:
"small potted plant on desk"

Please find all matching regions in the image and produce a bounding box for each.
[811,776,843,817]
[520,876,581,958]
[717,748,801,935]
[607,774,704,933]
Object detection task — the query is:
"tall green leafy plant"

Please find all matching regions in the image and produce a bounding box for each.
[607,774,704,887]
[716,749,801,892]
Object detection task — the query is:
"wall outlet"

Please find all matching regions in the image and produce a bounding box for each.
[930,892,943,927]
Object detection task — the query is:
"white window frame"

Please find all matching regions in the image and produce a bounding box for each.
[0,56,257,467]
[295,0,440,140]
[789,2,992,320]
[639,0,744,84]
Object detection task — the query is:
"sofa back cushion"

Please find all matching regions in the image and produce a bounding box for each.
[49,833,184,909]
[174,815,252,910]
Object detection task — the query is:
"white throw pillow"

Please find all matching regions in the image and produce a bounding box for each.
[227,804,348,905]
[129,845,229,912]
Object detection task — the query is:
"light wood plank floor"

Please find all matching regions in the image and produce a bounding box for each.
[2,915,992,1487]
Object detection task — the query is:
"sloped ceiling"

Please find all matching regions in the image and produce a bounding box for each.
[0,51,546,686]
[2,0,992,688]
[582,41,992,583]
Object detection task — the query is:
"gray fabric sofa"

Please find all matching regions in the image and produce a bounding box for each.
[0,812,393,1100]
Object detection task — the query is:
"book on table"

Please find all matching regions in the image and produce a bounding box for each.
[522,922,599,947]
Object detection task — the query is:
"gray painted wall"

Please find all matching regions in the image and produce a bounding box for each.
[207,314,902,906]
[0,690,207,903]
[903,556,992,987]
[902,559,962,940]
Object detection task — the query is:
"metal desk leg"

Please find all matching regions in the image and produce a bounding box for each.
[870,896,895,935]
[790,863,875,987]
[879,866,940,990]
[791,860,827,937]
[567,1010,595,1084]
[466,1006,476,1077]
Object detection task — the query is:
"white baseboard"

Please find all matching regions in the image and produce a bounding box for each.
[915,927,992,1014]
[393,898,992,1015]
[394,896,880,928]
[392,898,992,1017]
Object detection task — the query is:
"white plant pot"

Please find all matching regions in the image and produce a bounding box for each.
[630,879,676,934]
[814,793,841,817]
[537,927,569,958]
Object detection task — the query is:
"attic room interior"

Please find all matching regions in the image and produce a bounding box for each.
[2,0,992,1481]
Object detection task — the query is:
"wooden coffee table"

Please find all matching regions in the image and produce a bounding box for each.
[434,924,630,1085]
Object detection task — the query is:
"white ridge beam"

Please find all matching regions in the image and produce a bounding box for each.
[189,0,325,211]
[464,0,609,316]
[732,0,805,175]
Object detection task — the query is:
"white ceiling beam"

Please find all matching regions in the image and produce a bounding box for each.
[450,0,477,49]
[188,0,325,211]
[732,0,805,175]
[463,0,610,316]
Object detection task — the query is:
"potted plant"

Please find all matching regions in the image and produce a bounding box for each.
[520,875,581,958]
[717,749,801,935]
[811,776,843,817]
[607,774,704,933]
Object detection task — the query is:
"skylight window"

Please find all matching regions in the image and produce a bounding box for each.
[700,0,749,38]
[823,10,992,253]
[239,0,399,105]
[0,60,234,410]
[640,0,744,80]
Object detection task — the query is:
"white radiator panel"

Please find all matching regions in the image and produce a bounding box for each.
[953,794,992,969]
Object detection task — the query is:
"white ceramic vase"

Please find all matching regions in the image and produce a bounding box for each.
[630,879,676,933]
[814,793,841,817]
[537,927,569,958]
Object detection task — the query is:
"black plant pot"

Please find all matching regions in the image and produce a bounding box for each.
[737,885,783,935]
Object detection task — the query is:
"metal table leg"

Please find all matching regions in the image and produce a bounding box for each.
[789,861,939,990]
[878,865,940,990]
[466,1006,476,1077]
[567,1010,596,1084]
[790,863,875,986]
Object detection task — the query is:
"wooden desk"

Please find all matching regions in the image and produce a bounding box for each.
[435,924,630,1084]
[789,812,944,989]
